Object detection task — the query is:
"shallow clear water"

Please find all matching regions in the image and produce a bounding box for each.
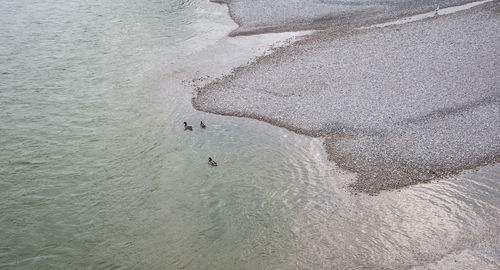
[1,0,499,269]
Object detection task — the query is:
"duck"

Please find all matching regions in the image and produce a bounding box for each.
[208,157,217,166]
[184,122,193,131]
[200,121,206,129]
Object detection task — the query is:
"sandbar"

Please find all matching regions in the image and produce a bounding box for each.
[194,3,500,194]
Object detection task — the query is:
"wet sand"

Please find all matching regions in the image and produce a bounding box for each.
[193,3,500,194]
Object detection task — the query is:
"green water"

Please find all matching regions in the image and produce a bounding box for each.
[1,0,499,269]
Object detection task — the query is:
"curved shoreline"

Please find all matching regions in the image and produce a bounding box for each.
[194,2,500,194]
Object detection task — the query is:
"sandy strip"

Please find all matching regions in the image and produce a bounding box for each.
[194,2,500,194]
[211,0,476,36]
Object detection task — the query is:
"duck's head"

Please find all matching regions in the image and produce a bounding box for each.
[184,122,187,126]
[208,157,212,161]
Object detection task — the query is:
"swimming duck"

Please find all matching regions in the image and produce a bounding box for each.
[208,157,217,166]
[184,122,193,131]
[200,121,206,129]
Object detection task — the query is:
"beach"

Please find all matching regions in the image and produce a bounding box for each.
[212,0,477,36]
[194,2,500,194]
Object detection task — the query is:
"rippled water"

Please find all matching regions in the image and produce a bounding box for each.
[1,0,499,269]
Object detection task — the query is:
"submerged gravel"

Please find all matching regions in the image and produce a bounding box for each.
[194,4,500,194]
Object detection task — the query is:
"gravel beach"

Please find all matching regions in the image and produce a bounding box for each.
[212,0,474,36]
[194,3,500,194]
